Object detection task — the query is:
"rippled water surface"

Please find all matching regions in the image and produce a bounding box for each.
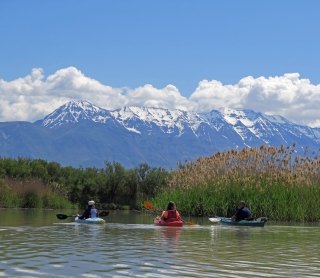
[0,209,320,277]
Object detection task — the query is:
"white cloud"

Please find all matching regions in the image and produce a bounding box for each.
[190,73,320,127]
[0,67,126,121]
[126,84,194,111]
[1,67,320,127]
[189,79,249,110]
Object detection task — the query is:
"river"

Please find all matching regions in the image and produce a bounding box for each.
[0,209,319,277]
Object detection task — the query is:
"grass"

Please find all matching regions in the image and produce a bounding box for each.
[152,145,320,222]
[0,178,74,209]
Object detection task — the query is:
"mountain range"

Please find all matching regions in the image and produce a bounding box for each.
[0,100,319,169]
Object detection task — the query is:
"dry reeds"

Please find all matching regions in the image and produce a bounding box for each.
[170,145,320,189]
[153,145,320,222]
[0,178,73,209]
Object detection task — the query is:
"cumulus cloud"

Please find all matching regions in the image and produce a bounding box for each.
[190,73,320,127]
[126,84,194,111]
[0,67,193,122]
[189,79,249,110]
[0,67,125,122]
[1,67,320,127]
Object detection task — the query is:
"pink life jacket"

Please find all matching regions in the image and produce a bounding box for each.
[164,210,178,222]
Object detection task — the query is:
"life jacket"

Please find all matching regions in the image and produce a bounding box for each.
[90,208,97,218]
[164,210,178,222]
[235,207,251,221]
[79,205,93,219]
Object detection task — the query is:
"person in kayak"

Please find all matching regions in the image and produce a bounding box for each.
[79,200,98,219]
[160,201,182,222]
[232,201,251,221]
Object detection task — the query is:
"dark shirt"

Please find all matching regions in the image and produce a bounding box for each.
[235,207,251,221]
[79,205,93,219]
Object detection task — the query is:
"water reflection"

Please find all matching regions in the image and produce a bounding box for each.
[155,227,182,241]
[1,210,320,277]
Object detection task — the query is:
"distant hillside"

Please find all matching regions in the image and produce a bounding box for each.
[0,100,319,169]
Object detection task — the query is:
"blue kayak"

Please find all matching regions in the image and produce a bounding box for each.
[209,217,267,227]
[75,216,106,224]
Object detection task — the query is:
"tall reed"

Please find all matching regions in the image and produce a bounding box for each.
[153,145,320,222]
[0,178,74,209]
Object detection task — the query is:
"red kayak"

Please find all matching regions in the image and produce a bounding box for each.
[154,218,183,227]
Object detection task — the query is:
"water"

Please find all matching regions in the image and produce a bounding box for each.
[0,209,320,277]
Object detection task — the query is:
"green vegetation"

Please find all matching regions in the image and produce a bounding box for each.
[1,144,320,222]
[0,158,168,209]
[151,145,320,222]
[0,178,74,209]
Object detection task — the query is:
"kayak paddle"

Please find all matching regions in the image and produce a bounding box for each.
[56,210,109,220]
[208,217,221,223]
[56,214,77,220]
[98,211,110,217]
[143,200,156,210]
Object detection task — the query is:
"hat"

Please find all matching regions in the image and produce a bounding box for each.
[88,200,95,205]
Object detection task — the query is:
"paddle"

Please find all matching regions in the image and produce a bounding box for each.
[143,201,156,210]
[208,217,222,223]
[56,214,77,220]
[143,201,197,226]
[98,211,110,217]
[56,210,109,220]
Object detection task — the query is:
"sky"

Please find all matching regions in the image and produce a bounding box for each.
[0,0,320,127]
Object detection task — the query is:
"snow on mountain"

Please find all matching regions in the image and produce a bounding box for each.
[14,99,319,168]
[111,106,205,136]
[209,108,266,141]
[37,100,320,144]
[264,114,291,124]
[39,100,112,128]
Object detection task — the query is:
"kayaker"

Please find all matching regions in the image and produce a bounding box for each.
[160,201,182,222]
[232,201,251,221]
[79,200,98,219]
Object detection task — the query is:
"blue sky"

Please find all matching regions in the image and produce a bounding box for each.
[0,1,320,126]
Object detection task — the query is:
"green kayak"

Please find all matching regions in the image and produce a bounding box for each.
[209,217,267,227]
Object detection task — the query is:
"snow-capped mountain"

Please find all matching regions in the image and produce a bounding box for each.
[38,100,113,128]
[37,100,206,135]
[111,106,206,136]
[1,100,320,168]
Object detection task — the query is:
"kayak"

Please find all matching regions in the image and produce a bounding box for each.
[209,217,267,227]
[75,216,106,224]
[154,218,183,227]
